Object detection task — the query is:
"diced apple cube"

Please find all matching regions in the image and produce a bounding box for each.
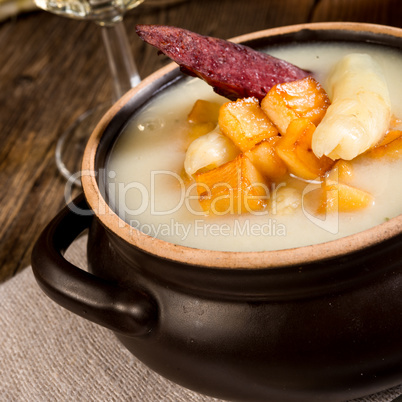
[218,97,278,152]
[276,118,334,180]
[195,154,268,214]
[244,136,287,180]
[261,77,330,135]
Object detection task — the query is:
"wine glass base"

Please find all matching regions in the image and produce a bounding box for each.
[55,102,111,187]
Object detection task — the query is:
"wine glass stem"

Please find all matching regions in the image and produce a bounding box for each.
[101,20,141,100]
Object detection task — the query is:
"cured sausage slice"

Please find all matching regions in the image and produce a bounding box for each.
[136,24,310,101]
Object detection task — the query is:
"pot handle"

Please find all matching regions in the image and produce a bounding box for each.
[31,193,157,337]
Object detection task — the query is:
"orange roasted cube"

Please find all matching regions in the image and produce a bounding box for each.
[195,154,268,214]
[390,115,402,130]
[261,77,330,135]
[188,99,221,124]
[187,99,222,141]
[320,181,374,213]
[375,129,402,147]
[244,136,287,180]
[187,122,217,142]
[369,130,402,159]
[325,160,354,182]
[276,118,334,180]
[218,97,278,152]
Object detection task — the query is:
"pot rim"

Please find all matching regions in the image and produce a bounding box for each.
[82,22,402,269]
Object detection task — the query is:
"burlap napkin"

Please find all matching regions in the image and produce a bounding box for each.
[0,234,401,401]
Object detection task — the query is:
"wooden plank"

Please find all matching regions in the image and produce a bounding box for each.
[0,0,400,281]
[312,0,402,27]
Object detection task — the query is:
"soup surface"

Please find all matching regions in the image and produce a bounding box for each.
[106,41,402,252]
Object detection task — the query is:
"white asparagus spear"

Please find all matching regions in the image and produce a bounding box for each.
[312,53,391,160]
[184,127,240,177]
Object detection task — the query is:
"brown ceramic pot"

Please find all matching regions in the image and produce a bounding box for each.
[32,23,402,402]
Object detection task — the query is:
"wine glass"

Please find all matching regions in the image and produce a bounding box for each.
[34,0,145,185]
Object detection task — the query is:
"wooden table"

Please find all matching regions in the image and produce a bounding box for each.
[0,0,401,282]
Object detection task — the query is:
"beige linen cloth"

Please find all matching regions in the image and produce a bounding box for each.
[0,235,221,401]
[0,234,401,401]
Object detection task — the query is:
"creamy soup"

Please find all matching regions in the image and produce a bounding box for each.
[106,41,402,252]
